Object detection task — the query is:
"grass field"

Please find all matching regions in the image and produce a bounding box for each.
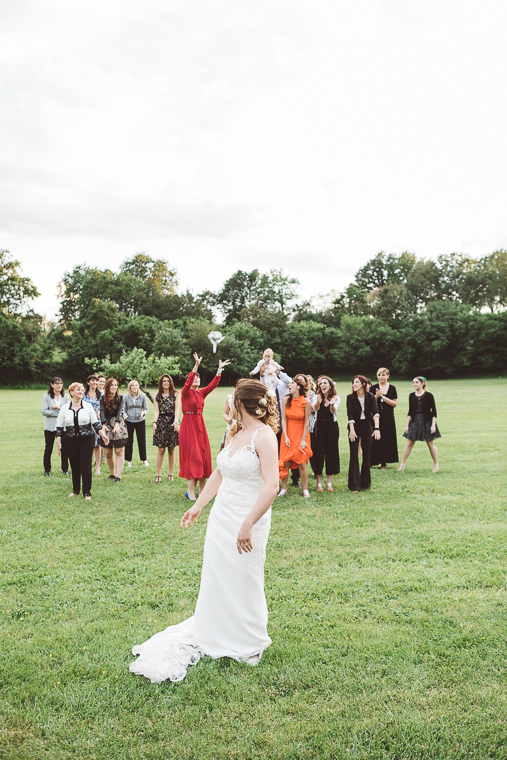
[0,378,506,760]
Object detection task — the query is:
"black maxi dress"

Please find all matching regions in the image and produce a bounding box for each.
[370,384,399,467]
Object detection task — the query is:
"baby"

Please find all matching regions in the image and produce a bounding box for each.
[250,349,284,393]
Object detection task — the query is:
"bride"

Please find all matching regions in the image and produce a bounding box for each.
[130,379,280,683]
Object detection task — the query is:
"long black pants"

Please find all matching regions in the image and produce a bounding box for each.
[65,435,95,496]
[125,420,147,462]
[311,421,340,476]
[348,420,372,492]
[44,430,69,473]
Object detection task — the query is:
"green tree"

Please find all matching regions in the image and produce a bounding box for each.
[0,250,39,314]
[88,348,180,402]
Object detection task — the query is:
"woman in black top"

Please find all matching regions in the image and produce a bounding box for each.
[310,376,340,492]
[370,367,399,468]
[398,377,441,472]
[347,375,380,492]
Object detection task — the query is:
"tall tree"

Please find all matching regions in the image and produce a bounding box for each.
[0,250,39,314]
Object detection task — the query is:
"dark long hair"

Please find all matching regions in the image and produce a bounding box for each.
[85,374,101,396]
[317,375,336,402]
[286,374,310,409]
[351,375,369,400]
[47,377,65,399]
[158,374,177,398]
[104,378,120,412]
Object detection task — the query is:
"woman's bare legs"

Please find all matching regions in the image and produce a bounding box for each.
[399,439,415,469]
[187,478,196,499]
[157,447,165,477]
[94,446,101,475]
[299,462,309,491]
[105,449,115,476]
[198,477,206,495]
[167,448,175,478]
[427,440,438,466]
[115,447,125,479]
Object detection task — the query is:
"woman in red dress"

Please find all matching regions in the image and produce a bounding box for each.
[179,352,230,501]
[278,374,313,498]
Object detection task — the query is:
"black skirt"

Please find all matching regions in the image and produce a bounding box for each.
[403,413,441,442]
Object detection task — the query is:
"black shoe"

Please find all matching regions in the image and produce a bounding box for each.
[291,477,301,488]
[44,472,51,477]
[108,475,115,480]
[113,476,121,483]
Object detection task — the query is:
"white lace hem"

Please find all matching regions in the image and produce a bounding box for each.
[129,616,271,683]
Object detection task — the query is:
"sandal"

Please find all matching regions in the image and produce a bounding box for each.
[168,475,174,482]
[316,484,324,492]
[326,483,334,492]
[397,464,405,472]
[155,476,162,483]
[185,491,196,501]
[432,464,439,473]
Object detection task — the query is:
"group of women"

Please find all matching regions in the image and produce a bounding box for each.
[42,361,441,501]
[40,361,441,686]
[276,368,440,495]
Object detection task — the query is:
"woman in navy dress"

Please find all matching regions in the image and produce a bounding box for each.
[398,377,441,473]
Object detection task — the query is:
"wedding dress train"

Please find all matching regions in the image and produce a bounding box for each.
[130,427,272,683]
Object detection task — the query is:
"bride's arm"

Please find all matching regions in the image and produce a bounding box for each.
[236,429,279,554]
[180,468,223,528]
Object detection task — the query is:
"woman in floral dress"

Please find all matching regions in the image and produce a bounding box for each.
[153,375,180,482]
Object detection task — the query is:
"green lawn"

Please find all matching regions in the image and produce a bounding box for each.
[0,379,506,760]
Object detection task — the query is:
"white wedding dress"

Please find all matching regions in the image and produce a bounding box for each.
[130,427,272,683]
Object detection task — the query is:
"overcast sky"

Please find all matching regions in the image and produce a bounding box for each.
[1,0,506,318]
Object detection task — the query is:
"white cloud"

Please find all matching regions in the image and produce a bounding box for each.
[1,0,506,318]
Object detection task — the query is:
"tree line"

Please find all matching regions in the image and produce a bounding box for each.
[1,248,506,386]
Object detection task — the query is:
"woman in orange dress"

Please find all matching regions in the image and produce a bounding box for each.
[278,374,313,498]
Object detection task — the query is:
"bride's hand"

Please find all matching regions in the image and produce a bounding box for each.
[180,504,202,529]
[236,522,253,554]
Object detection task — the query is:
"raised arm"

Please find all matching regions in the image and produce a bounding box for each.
[201,358,230,399]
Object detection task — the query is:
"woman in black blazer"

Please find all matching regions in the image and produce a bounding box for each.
[347,375,380,492]
[398,377,441,472]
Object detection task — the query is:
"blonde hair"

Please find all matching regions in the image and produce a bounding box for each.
[263,348,274,357]
[127,380,141,396]
[227,379,279,443]
[377,367,390,378]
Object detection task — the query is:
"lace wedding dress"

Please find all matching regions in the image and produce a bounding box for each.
[130,427,272,683]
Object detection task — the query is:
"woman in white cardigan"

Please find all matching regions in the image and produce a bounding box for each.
[57,382,109,500]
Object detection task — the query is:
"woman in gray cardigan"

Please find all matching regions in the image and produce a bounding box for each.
[124,380,149,467]
[42,377,69,476]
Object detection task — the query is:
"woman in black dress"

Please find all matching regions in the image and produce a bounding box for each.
[153,374,180,483]
[310,376,340,492]
[347,375,380,493]
[370,367,399,469]
[398,377,441,473]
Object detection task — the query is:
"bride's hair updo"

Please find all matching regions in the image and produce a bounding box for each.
[227,379,280,443]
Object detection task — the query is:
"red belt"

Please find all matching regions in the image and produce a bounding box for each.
[184,411,202,415]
